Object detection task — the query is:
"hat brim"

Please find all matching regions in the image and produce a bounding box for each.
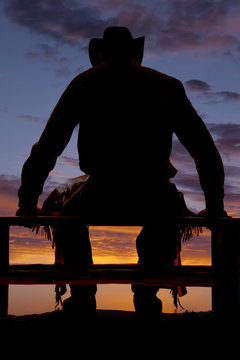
[88,36,145,67]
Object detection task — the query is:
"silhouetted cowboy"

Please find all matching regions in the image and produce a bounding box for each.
[17,27,226,321]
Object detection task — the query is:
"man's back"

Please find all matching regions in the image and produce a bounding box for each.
[73,63,179,179]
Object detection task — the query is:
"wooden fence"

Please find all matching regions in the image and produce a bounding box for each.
[0,216,239,318]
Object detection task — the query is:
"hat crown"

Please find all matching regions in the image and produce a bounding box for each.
[103,27,133,44]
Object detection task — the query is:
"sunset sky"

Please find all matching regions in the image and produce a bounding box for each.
[1,0,240,315]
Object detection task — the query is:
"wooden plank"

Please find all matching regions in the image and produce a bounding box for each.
[0,264,216,287]
[211,226,222,313]
[0,215,240,228]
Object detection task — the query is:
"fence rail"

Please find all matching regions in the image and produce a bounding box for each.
[0,216,240,317]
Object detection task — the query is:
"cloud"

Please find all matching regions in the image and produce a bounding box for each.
[17,114,43,123]
[0,175,20,215]
[24,42,72,77]
[205,91,240,104]
[217,91,240,102]
[170,122,240,214]
[24,43,69,65]
[3,0,108,44]
[0,174,20,197]
[60,156,79,167]
[207,122,240,159]
[185,79,240,103]
[185,80,212,92]
[0,107,8,114]
[172,122,240,173]
[136,0,240,55]
[90,226,139,262]
[3,0,240,57]
[208,122,240,147]
[9,226,55,264]
[160,0,240,47]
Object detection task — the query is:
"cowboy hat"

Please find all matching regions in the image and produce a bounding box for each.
[88,26,145,66]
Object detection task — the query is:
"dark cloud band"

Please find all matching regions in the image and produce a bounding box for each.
[3,0,240,55]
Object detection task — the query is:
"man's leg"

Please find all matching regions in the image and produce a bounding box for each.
[132,224,179,320]
[135,225,178,267]
[59,224,96,316]
[57,188,97,318]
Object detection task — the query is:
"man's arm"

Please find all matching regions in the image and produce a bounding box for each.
[17,80,80,215]
[172,80,225,216]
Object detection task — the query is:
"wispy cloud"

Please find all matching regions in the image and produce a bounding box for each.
[17,114,43,123]
[3,0,107,44]
[10,227,54,264]
[90,226,140,263]
[216,91,240,102]
[0,175,19,215]
[24,43,61,62]
[24,43,72,77]
[0,107,8,114]
[171,121,240,215]
[0,174,20,197]
[208,122,240,158]
[60,156,79,167]
[185,79,240,103]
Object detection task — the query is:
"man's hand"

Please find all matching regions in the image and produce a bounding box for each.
[16,207,45,216]
[198,208,229,217]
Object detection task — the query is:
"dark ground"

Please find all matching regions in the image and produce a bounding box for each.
[0,309,238,357]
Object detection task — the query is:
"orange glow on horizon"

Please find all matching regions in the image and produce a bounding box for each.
[9,226,212,265]
[0,195,18,216]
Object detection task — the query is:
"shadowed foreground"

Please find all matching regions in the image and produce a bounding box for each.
[0,310,238,357]
[0,310,236,336]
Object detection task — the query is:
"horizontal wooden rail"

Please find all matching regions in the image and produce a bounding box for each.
[1,215,240,227]
[0,264,216,287]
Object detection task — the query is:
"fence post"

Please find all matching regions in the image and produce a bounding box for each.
[212,223,240,314]
[0,225,9,318]
[211,225,220,313]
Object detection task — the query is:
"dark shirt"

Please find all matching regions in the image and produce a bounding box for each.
[18,62,224,213]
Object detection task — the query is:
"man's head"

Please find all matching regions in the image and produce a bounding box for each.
[89,26,144,66]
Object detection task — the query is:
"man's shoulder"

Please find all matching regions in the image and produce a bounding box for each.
[67,63,184,92]
[139,65,183,87]
[68,65,105,86]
